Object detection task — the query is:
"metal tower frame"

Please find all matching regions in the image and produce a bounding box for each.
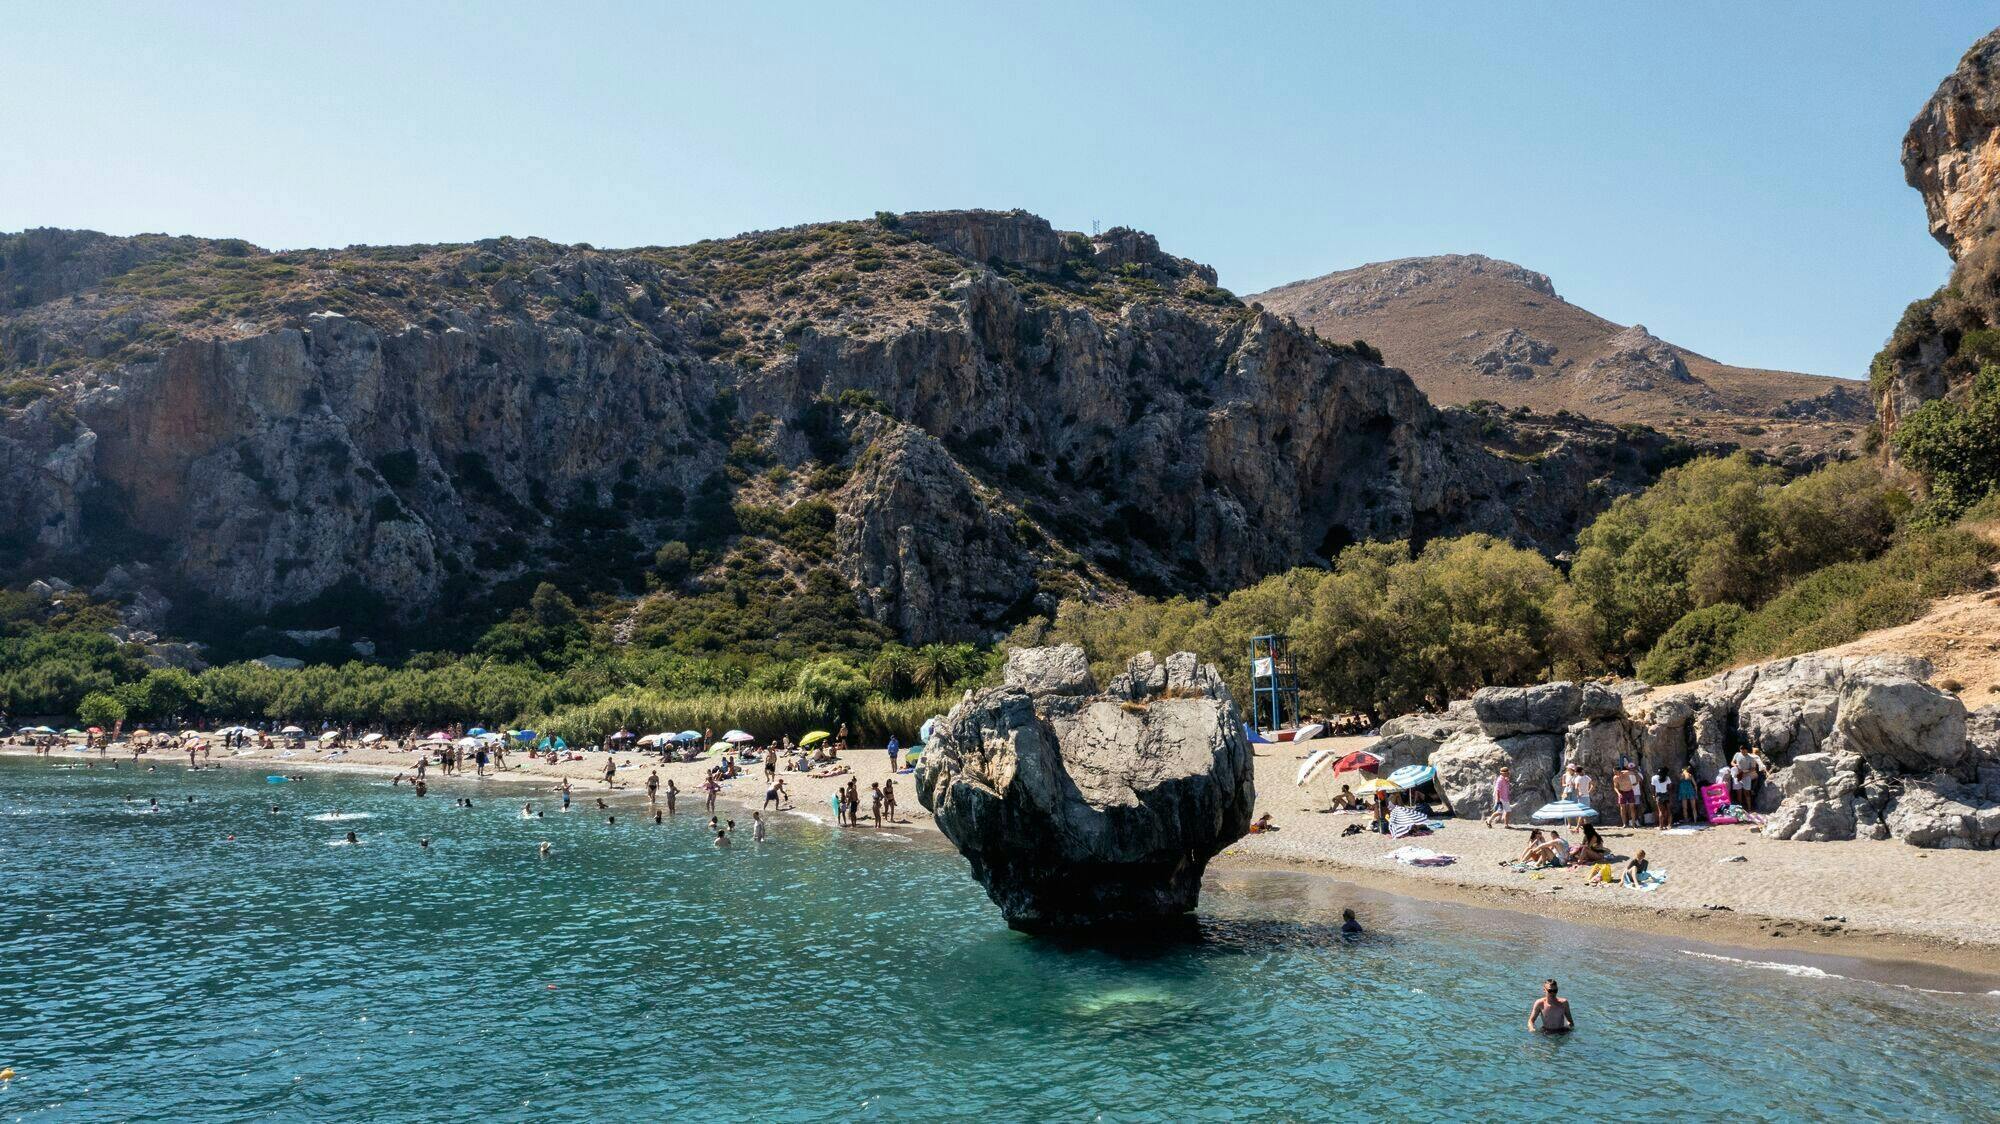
[1248,634,1300,733]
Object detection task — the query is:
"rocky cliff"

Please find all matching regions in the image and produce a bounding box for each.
[0,211,1685,650]
[1252,254,1867,458]
[1876,26,2000,445]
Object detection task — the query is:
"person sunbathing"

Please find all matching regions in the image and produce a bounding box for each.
[1248,812,1276,833]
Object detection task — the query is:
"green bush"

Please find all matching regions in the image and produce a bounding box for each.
[1635,603,1748,684]
[1893,364,2000,522]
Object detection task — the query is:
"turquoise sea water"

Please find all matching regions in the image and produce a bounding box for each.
[2,758,1997,1122]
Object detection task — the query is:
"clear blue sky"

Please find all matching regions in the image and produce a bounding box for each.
[5,2,1995,379]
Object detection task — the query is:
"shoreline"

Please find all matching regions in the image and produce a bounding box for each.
[9,739,2000,985]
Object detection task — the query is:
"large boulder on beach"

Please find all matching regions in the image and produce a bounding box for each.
[1472,682,1581,737]
[915,648,1255,934]
[1830,673,1968,775]
[1431,731,1560,818]
[1883,778,2000,849]
[1372,706,1477,771]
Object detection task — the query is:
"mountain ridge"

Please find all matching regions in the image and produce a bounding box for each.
[1251,252,1869,451]
[0,211,1700,659]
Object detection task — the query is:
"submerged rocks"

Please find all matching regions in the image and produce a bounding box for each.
[916,648,1254,934]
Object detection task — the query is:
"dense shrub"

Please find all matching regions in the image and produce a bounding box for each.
[1893,364,2000,522]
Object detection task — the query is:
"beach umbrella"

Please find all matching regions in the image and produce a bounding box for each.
[467,727,488,737]
[62,727,83,736]
[280,725,304,735]
[673,730,701,743]
[1291,721,1327,743]
[722,729,755,744]
[1532,799,1600,823]
[30,725,58,735]
[318,730,341,740]
[510,729,536,741]
[426,730,449,741]
[800,730,831,747]
[87,726,103,734]
[1388,764,1437,790]
[1354,777,1403,795]
[1296,747,1336,786]
[903,748,922,767]
[918,716,943,743]
[130,729,152,738]
[1332,750,1381,775]
[636,733,664,747]
[706,741,732,756]
[608,729,635,742]
[360,733,384,743]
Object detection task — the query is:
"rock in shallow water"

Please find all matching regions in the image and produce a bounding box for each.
[915,649,1254,934]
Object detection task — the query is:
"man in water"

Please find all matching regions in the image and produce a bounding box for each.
[713,829,730,847]
[752,811,767,842]
[1528,979,1573,1034]
[1340,908,1362,935]
[344,831,360,845]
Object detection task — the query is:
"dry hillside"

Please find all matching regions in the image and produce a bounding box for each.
[1253,254,1869,456]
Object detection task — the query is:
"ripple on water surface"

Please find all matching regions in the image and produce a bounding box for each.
[0,759,1996,1122]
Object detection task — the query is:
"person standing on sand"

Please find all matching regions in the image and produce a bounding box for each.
[1651,768,1674,830]
[416,753,428,780]
[603,755,617,789]
[666,778,679,815]
[1678,765,1700,823]
[882,777,897,823]
[869,782,883,827]
[1732,748,1758,811]
[846,777,861,826]
[885,736,899,773]
[703,774,719,815]
[1485,766,1512,828]
[646,770,660,807]
[765,746,777,782]
[1613,764,1639,827]
[1528,979,1573,1034]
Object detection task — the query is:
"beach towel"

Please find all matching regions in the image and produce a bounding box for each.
[1388,805,1431,839]
[1384,846,1456,866]
[1663,825,1708,835]
[1631,870,1669,892]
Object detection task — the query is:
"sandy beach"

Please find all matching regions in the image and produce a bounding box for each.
[12,732,2000,977]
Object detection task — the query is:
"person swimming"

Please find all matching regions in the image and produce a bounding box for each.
[419,837,431,850]
[268,804,280,814]
[1340,908,1362,935]
[521,802,534,818]
[713,830,730,847]
[538,841,552,857]
[344,830,360,845]
[1529,979,1573,1034]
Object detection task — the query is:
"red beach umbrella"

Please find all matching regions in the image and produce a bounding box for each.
[1332,750,1381,774]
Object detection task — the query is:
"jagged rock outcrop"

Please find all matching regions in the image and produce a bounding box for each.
[0,211,1682,649]
[1001,643,1096,697]
[1877,27,2000,448]
[915,648,1254,933]
[1369,651,2000,847]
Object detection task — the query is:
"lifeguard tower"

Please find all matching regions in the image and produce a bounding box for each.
[1247,634,1301,734]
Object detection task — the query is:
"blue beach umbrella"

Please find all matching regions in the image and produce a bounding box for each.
[918,716,943,744]
[467,727,488,737]
[1532,799,1599,823]
[1388,764,1437,790]
[674,730,702,743]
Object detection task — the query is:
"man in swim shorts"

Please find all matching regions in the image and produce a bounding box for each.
[1528,979,1573,1034]
[1613,764,1640,827]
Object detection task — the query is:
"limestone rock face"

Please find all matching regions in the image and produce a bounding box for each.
[1375,652,1997,848]
[1472,683,1582,738]
[1830,674,1968,775]
[1002,643,1096,697]
[915,649,1254,933]
[1905,28,2000,258]
[1,215,1674,645]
